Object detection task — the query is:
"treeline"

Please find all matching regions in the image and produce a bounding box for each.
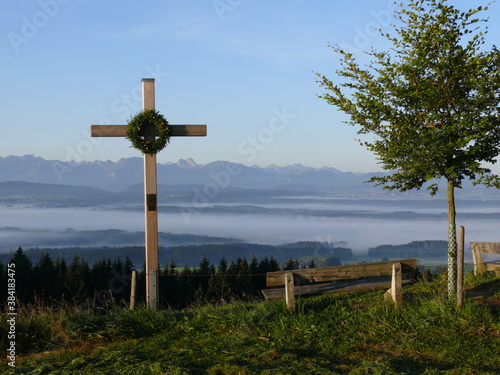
[0,228,242,253]
[368,240,448,259]
[0,247,134,306]
[0,247,316,310]
[165,241,351,267]
[0,241,352,268]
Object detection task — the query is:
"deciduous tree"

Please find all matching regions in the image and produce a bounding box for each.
[317,0,500,297]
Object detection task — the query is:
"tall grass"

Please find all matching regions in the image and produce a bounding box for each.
[0,301,183,356]
[2,273,499,374]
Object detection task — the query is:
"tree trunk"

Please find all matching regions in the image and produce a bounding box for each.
[447,179,457,299]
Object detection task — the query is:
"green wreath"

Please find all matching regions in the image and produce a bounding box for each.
[126,109,170,154]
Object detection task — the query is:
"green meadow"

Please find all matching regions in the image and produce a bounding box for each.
[2,272,499,375]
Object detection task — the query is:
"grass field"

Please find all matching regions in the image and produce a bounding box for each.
[1,272,499,374]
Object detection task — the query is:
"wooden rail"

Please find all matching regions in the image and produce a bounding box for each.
[470,242,500,275]
[262,259,417,311]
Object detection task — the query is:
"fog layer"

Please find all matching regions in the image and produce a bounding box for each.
[1,201,499,253]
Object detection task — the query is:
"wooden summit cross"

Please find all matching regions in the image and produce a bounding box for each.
[91,78,207,310]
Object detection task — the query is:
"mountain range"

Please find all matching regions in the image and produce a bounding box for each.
[0,155,376,192]
[0,154,499,199]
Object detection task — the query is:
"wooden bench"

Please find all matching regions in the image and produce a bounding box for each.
[470,242,500,275]
[262,259,418,311]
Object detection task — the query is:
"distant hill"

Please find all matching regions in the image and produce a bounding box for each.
[368,240,449,259]
[0,228,242,253]
[0,181,115,206]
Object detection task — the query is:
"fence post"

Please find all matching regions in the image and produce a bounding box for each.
[457,226,465,307]
[391,262,402,307]
[285,273,296,312]
[130,269,137,310]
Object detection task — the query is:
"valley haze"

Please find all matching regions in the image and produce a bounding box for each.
[0,155,499,260]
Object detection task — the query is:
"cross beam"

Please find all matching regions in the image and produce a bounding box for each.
[90,78,207,310]
[90,124,207,137]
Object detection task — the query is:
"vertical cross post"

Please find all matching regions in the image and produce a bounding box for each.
[90,78,207,311]
[142,79,159,310]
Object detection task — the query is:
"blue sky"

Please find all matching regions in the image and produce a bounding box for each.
[1,0,499,173]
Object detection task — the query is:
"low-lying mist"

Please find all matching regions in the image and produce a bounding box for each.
[1,202,499,254]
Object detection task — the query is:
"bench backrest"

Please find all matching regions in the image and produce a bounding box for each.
[470,242,500,274]
[266,259,417,287]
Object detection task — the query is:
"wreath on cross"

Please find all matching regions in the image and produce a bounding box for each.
[126,109,171,154]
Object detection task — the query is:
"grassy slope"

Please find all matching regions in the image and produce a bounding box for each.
[2,273,500,375]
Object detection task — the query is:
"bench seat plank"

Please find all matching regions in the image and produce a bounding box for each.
[266,259,417,287]
[485,260,500,272]
[470,242,500,275]
[262,276,412,301]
